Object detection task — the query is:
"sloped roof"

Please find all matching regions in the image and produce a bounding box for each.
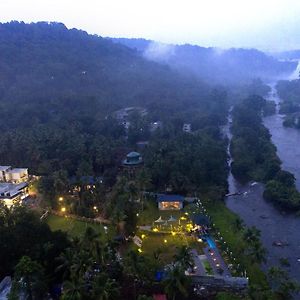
[127,151,141,158]
[157,194,184,202]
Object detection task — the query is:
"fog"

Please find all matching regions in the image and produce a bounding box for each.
[1,0,300,51]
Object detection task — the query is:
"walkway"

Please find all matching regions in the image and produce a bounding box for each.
[190,249,206,276]
[204,246,231,277]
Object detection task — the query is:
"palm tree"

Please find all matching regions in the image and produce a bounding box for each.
[164,265,190,300]
[268,267,300,299]
[248,242,266,264]
[91,273,120,300]
[81,227,103,262]
[70,249,93,277]
[61,276,84,300]
[56,248,75,279]
[243,226,260,244]
[233,217,244,231]
[174,246,194,270]
[125,250,143,279]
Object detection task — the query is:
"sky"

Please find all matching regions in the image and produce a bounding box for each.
[1,0,300,51]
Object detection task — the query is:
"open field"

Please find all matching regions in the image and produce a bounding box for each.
[46,214,114,240]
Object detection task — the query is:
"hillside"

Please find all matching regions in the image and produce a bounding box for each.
[112,38,297,84]
[0,22,227,176]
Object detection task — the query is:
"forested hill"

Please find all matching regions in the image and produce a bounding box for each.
[112,38,296,84]
[0,21,228,176]
[0,21,213,128]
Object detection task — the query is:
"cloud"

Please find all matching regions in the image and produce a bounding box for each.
[143,42,175,61]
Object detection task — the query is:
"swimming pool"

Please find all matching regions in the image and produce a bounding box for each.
[206,236,217,249]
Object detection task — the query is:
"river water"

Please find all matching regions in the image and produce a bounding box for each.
[224,64,300,284]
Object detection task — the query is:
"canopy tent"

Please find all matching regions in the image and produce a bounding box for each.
[168,215,177,222]
[154,216,165,223]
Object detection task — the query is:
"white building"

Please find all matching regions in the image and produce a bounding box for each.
[0,166,28,183]
[183,123,192,133]
[0,182,29,207]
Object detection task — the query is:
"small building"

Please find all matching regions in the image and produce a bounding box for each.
[183,123,192,133]
[0,166,28,183]
[157,194,184,210]
[0,182,29,207]
[122,151,143,166]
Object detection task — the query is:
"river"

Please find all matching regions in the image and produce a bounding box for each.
[224,64,300,284]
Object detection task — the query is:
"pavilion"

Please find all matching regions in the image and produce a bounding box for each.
[122,151,143,166]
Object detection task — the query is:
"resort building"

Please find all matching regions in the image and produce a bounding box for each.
[157,194,184,210]
[0,166,28,183]
[122,151,143,167]
[0,182,29,207]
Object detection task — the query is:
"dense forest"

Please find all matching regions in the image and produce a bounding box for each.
[231,95,300,210]
[0,21,227,179]
[113,38,296,84]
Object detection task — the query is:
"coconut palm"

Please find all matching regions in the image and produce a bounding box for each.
[56,248,75,279]
[233,217,244,231]
[249,242,267,264]
[174,246,194,270]
[91,273,120,300]
[61,276,84,300]
[164,265,190,300]
[70,249,93,277]
[243,226,261,244]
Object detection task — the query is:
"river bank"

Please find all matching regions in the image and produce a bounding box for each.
[225,72,300,285]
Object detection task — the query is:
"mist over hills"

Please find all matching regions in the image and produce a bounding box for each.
[112,38,297,84]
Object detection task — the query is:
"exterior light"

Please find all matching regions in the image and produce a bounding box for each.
[93,206,97,210]
[141,234,146,239]
[58,197,63,201]
[164,239,167,243]
[138,248,142,253]
[136,213,139,217]
[61,207,66,212]
[153,228,159,232]
[171,231,176,236]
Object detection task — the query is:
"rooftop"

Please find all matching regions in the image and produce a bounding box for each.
[0,182,28,199]
[157,194,184,203]
[127,151,141,158]
[6,168,28,173]
[0,166,11,172]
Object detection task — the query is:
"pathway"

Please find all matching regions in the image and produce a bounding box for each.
[204,246,231,277]
[190,249,206,276]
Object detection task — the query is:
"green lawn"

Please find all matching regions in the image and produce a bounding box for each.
[203,259,213,275]
[133,230,204,264]
[46,214,114,240]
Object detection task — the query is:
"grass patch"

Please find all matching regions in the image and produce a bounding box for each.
[203,259,213,275]
[46,214,114,240]
[135,231,204,264]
